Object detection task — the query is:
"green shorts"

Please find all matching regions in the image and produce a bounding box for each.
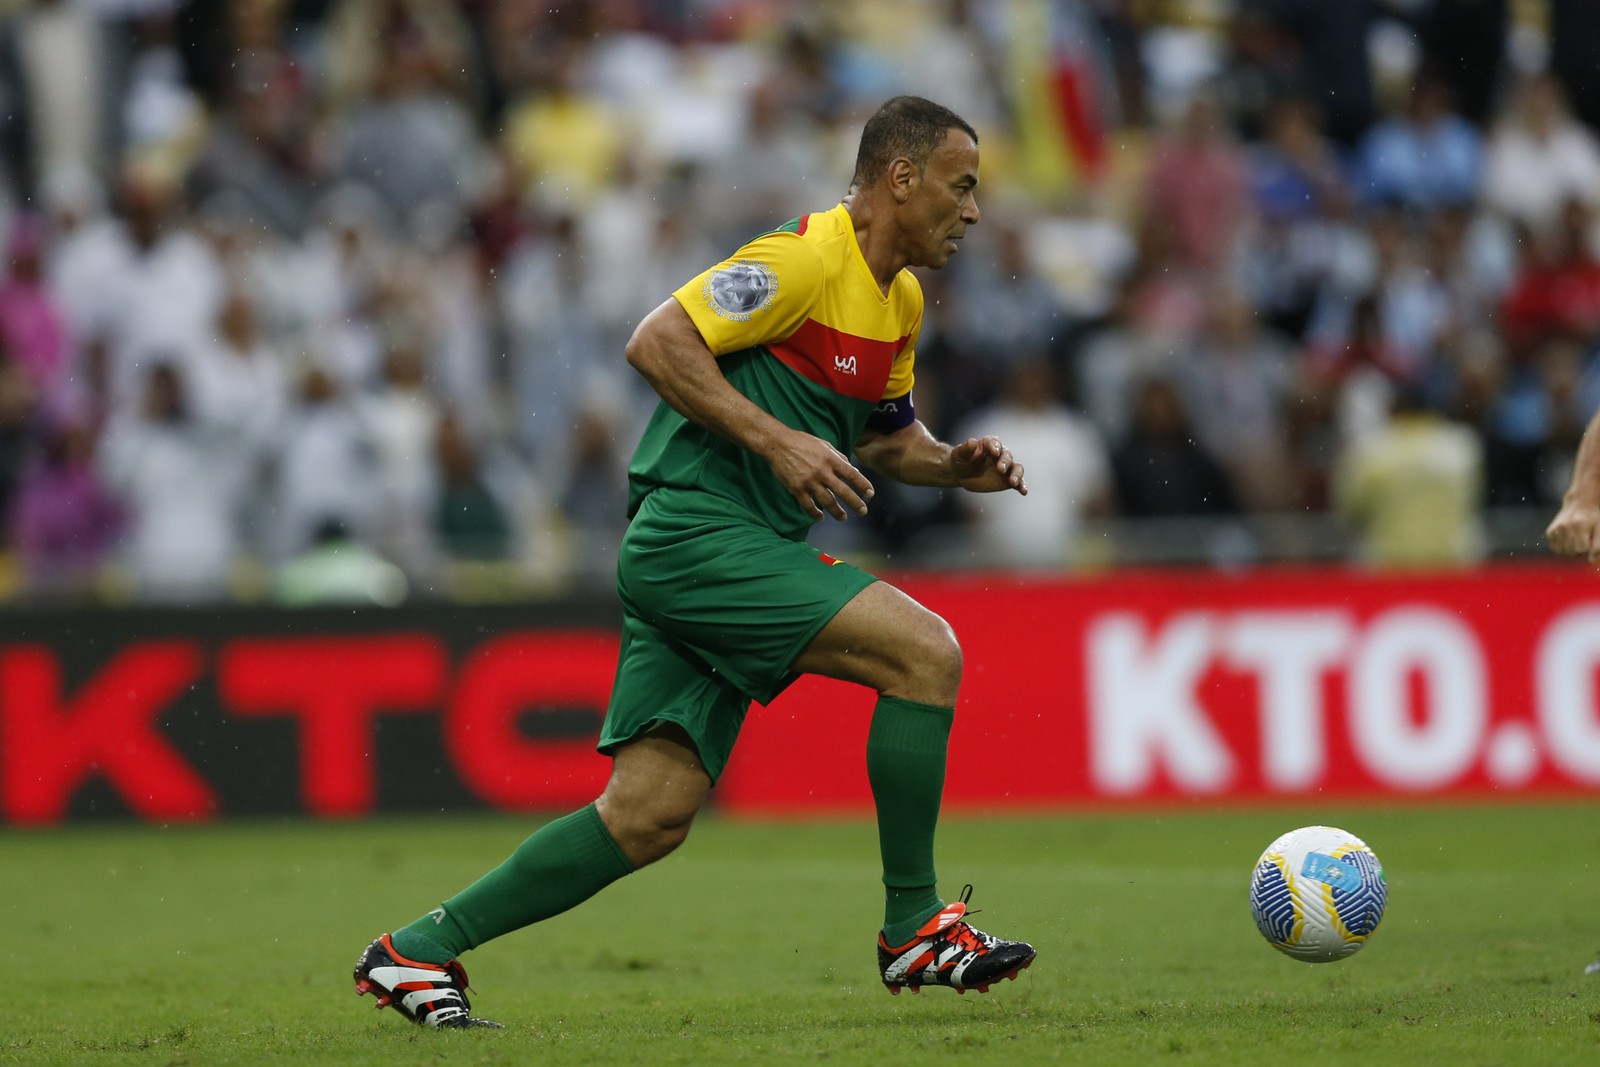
[598,488,877,781]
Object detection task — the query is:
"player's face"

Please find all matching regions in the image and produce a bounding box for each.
[908,129,980,270]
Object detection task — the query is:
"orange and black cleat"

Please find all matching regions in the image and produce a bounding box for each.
[877,885,1035,995]
[353,934,503,1028]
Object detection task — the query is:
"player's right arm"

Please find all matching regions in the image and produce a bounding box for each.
[625,297,875,523]
[1548,407,1600,561]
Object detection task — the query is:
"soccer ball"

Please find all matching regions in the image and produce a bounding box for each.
[1248,825,1387,963]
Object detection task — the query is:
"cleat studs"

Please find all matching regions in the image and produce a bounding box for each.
[885,984,899,996]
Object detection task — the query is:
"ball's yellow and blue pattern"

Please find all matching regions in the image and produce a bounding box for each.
[1249,825,1387,963]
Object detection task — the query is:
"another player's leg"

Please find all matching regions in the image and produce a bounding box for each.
[354,727,710,1027]
[793,580,1035,994]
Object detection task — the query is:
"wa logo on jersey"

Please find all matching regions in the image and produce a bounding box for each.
[705,260,779,321]
[834,354,858,375]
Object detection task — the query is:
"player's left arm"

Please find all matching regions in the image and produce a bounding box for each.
[855,419,1027,495]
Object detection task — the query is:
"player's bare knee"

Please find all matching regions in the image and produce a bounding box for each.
[922,619,963,695]
[644,810,696,860]
[596,767,706,867]
[597,725,710,866]
[627,817,695,866]
[885,613,962,704]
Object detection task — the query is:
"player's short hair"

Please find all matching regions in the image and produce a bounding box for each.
[850,96,978,189]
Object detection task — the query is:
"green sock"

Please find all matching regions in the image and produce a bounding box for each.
[391,905,473,963]
[390,803,634,964]
[868,694,954,946]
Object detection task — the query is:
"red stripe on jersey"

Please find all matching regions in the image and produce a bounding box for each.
[768,318,909,402]
[794,213,810,235]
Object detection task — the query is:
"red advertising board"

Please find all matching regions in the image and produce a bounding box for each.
[1,565,1597,824]
[725,566,1600,813]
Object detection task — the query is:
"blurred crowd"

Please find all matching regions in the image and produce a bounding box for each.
[0,0,1595,605]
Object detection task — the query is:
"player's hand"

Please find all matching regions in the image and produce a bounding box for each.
[766,429,876,521]
[950,435,1027,495]
[1546,500,1600,562]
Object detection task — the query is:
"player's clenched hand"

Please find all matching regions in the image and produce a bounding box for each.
[1546,500,1600,562]
[951,435,1027,495]
[766,429,876,521]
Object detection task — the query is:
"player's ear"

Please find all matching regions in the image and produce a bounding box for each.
[887,157,918,203]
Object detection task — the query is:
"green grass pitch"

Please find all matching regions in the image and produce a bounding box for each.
[3,803,1598,1066]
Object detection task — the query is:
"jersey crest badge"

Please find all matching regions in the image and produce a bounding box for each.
[705,260,779,321]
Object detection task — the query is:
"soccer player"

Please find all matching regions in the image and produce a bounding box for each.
[353,95,1036,1028]
[1548,405,1600,563]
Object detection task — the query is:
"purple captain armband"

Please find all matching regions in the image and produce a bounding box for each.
[865,391,915,433]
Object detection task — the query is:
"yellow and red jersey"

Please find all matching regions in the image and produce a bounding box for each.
[628,204,924,537]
